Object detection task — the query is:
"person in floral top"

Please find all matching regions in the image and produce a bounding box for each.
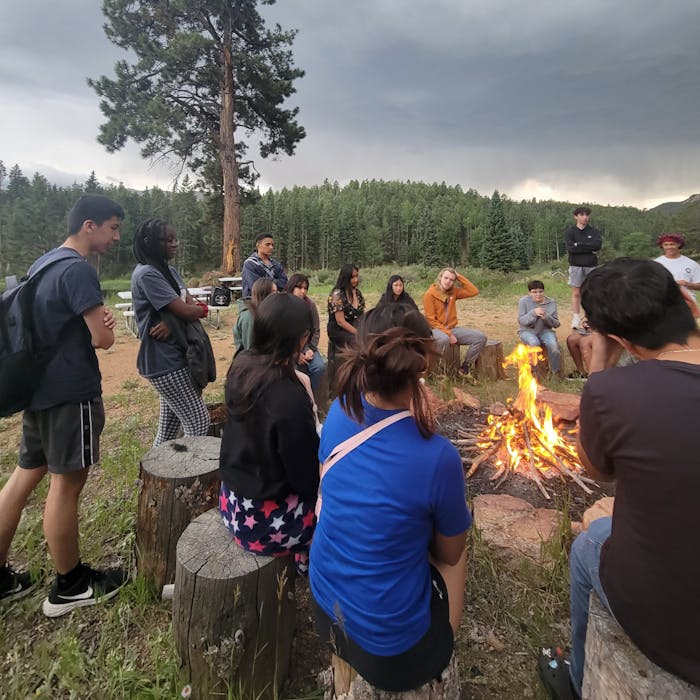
[327,264,365,351]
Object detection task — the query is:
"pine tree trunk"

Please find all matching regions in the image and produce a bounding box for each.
[220,37,241,275]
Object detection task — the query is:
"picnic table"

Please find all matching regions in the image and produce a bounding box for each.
[115,287,229,333]
[218,276,243,296]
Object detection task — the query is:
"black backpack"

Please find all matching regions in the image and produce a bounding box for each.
[0,251,80,417]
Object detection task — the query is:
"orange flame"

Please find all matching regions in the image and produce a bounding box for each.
[478,344,582,477]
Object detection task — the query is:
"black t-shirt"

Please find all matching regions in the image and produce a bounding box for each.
[219,370,320,504]
[580,360,700,685]
[28,248,104,410]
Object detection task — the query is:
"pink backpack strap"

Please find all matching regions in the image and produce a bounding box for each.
[316,410,411,518]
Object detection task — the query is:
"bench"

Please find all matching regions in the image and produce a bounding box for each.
[583,593,700,699]
[173,508,295,699]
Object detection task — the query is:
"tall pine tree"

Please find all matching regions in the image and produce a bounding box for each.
[482,191,516,272]
[89,0,305,274]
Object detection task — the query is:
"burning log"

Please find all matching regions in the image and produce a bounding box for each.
[466,442,501,478]
[465,344,594,495]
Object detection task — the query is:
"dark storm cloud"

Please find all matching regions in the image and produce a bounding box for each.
[2,1,700,205]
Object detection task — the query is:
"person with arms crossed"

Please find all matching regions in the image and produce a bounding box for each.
[240,232,288,298]
[0,195,128,616]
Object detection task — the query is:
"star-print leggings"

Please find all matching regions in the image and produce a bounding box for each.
[219,482,316,573]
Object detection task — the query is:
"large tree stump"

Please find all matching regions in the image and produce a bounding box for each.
[136,436,221,592]
[319,654,460,700]
[432,344,461,377]
[583,593,700,699]
[474,340,506,380]
[173,509,295,700]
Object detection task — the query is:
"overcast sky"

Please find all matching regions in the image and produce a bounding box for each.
[2,0,699,208]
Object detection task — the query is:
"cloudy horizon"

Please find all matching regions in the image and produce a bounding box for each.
[2,1,699,209]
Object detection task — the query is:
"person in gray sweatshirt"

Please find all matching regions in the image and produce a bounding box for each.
[517,280,561,375]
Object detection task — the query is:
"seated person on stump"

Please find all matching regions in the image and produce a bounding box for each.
[423,267,487,378]
[310,304,470,692]
[219,293,319,575]
[517,280,561,376]
[540,257,700,698]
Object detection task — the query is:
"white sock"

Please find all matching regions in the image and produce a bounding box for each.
[572,313,581,327]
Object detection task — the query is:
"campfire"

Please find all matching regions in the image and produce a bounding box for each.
[459,344,594,500]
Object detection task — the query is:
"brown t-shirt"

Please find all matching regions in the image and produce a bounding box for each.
[580,359,700,686]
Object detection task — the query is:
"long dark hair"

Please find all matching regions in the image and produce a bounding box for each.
[379,274,416,306]
[132,218,180,295]
[334,264,358,296]
[285,273,310,294]
[227,293,310,417]
[335,303,437,437]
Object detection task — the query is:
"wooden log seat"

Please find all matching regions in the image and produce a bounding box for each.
[136,436,221,592]
[431,343,461,377]
[173,508,296,700]
[319,653,461,700]
[474,340,506,380]
[583,593,700,699]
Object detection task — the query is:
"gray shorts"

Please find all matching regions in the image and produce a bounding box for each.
[568,266,596,287]
[19,397,105,474]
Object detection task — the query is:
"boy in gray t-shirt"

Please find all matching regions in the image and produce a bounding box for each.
[0,195,129,616]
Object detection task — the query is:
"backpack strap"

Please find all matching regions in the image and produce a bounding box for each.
[316,409,411,518]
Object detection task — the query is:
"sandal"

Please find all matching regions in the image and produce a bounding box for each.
[538,646,579,700]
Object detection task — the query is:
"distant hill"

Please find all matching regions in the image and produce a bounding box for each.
[649,193,700,216]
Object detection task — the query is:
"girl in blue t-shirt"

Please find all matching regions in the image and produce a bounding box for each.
[310,304,471,692]
[131,219,210,446]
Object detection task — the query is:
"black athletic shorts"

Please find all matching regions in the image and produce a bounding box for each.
[311,565,453,692]
[19,398,105,473]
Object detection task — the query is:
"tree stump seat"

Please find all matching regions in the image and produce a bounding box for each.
[173,508,296,700]
[319,653,461,700]
[432,344,461,377]
[474,339,506,380]
[583,593,700,699]
[136,436,221,592]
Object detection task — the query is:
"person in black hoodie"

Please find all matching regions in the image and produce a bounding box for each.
[565,206,602,330]
[219,293,319,574]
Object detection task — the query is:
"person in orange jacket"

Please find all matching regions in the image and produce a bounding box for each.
[422,268,487,377]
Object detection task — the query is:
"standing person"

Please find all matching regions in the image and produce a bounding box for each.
[654,232,700,310]
[285,273,326,391]
[0,194,128,616]
[219,293,319,573]
[565,206,602,330]
[540,258,700,698]
[241,233,288,298]
[310,304,471,692]
[327,263,365,351]
[233,277,276,352]
[378,274,419,310]
[422,267,487,378]
[517,280,561,376]
[131,219,211,447]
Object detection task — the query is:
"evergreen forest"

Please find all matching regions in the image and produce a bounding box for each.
[1,160,697,281]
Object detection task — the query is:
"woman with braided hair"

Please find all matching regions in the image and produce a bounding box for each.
[310,304,471,692]
[131,218,210,446]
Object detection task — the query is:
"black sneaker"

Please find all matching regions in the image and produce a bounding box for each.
[0,564,36,603]
[42,566,128,618]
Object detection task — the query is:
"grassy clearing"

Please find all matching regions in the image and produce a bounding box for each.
[0,264,578,698]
